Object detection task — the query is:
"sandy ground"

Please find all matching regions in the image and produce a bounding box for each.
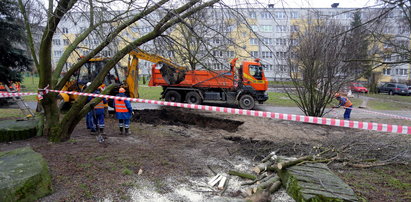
[1,106,410,201]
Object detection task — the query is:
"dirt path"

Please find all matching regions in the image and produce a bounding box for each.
[1,107,410,201]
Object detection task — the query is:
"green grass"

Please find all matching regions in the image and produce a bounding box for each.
[0,109,24,119]
[121,168,133,176]
[138,86,163,100]
[366,93,411,103]
[21,75,39,92]
[265,92,298,107]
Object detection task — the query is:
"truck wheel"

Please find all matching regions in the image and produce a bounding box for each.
[185,92,202,105]
[239,94,255,110]
[164,90,182,102]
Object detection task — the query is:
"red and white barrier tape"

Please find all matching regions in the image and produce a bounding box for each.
[1,90,409,134]
[357,108,411,121]
[0,92,39,98]
[46,90,411,135]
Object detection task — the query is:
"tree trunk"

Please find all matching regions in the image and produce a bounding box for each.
[41,93,62,142]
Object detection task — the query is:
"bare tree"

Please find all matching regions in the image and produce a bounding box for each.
[285,17,359,117]
[18,0,219,142]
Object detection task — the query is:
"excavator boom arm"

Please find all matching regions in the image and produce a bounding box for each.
[129,49,186,71]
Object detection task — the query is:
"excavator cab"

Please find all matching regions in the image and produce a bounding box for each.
[59,57,121,109]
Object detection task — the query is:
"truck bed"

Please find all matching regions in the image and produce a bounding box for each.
[149,68,235,89]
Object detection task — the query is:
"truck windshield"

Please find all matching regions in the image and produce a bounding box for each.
[249,65,263,80]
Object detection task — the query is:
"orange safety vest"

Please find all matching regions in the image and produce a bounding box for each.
[115,99,128,112]
[341,96,352,108]
[95,100,105,109]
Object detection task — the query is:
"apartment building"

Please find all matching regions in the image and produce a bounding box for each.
[51,5,410,82]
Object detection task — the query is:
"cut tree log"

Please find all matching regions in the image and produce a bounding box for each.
[228,170,257,180]
[208,174,222,187]
[255,175,280,193]
[218,176,227,190]
[268,181,282,193]
[253,161,275,174]
[277,155,313,170]
[261,152,276,163]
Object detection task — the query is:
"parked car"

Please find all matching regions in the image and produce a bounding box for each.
[350,82,368,93]
[408,86,411,95]
[377,83,409,95]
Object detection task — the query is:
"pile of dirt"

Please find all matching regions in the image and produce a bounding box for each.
[132,107,243,132]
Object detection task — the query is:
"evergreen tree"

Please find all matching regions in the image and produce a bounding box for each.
[0,0,31,84]
[348,11,370,78]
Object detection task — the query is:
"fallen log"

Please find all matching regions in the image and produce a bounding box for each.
[253,161,274,174]
[228,170,257,180]
[241,173,268,186]
[255,175,280,193]
[277,155,313,170]
[261,152,276,163]
[268,181,282,193]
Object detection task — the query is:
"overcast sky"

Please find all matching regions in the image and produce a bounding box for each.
[223,0,379,8]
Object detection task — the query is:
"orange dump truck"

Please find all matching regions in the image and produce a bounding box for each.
[149,58,268,109]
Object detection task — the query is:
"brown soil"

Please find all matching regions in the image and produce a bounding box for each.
[1,106,410,201]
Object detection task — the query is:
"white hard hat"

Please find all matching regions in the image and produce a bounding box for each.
[86,82,91,87]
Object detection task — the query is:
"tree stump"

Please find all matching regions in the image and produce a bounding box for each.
[278,163,358,201]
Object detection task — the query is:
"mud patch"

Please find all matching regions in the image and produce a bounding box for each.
[132,107,243,132]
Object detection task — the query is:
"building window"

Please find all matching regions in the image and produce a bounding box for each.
[290,25,299,32]
[250,51,259,57]
[63,39,70,45]
[249,12,256,18]
[276,51,287,59]
[383,68,391,75]
[399,69,408,75]
[261,51,273,58]
[276,25,287,32]
[383,54,392,62]
[264,64,273,71]
[290,11,299,19]
[260,25,273,32]
[276,38,287,45]
[54,50,62,57]
[227,51,235,58]
[262,38,273,45]
[290,39,299,46]
[251,25,259,32]
[250,38,258,45]
[52,39,61,46]
[62,27,69,34]
[278,65,287,72]
[213,51,223,57]
[261,12,272,19]
[102,50,112,57]
[275,12,286,19]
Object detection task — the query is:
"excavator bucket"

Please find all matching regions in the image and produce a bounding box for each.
[159,62,186,85]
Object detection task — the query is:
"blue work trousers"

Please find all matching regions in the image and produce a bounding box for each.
[118,119,130,129]
[86,111,96,131]
[344,107,352,120]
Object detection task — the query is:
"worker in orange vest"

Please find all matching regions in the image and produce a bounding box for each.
[114,88,133,135]
[333,93,353,120]
[87,85,107,135]
[93,86,107,135]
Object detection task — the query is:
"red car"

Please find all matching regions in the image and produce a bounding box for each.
[350,82,368,93]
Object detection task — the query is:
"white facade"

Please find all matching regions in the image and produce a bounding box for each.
[52,6,410,81]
